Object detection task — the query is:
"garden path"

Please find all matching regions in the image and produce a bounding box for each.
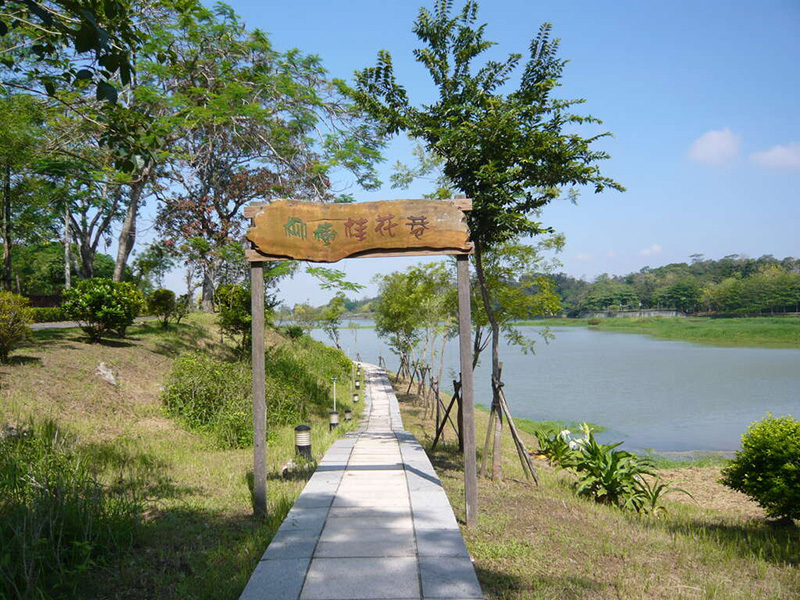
[239,363,482,600]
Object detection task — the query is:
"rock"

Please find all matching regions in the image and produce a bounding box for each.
[96,362,118,387]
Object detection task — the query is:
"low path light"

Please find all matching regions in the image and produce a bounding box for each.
[294,424,311,460]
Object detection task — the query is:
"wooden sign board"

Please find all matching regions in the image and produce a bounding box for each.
[245,199,471,262]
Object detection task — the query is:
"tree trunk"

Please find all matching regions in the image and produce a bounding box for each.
[64,201,71,289]
[2,163,11,291]
[185,266,195,310]
[473,241,503,480]
[79,241,95,279]
[113,167,151,282]
[201,265,215,312]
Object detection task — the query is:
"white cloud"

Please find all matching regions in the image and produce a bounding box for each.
[750,142,800,171]
[639,244,662,257]
[575,252,594,262]
[688,128,741,166]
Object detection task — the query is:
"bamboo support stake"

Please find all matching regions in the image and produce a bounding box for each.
[479,406,497,477]
[496,381,538,484]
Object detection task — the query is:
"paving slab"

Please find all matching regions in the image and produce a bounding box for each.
[239,363,481,600]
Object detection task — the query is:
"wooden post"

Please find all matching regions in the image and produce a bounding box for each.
[251,262,267,517]
[457,254,478,527]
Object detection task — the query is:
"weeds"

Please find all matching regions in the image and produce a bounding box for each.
[0,420,142,599]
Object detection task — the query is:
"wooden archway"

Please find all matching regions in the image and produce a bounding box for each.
[243,198,478,527]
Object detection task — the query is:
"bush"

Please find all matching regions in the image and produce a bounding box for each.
[0,420,140,599]
[0,292,33,363]
[62,279,143,341]
[281,324,305,340]
[148,288,176,328]
[174,293,191,325]
[215,284,253,355]
[30,306,66,323]
[721,414,800,521]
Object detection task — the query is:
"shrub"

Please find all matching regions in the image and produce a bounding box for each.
[0,419,140,599]
[174,293,191,325]
[0,292,33,363]
[215,284,253,355]
[564,425,654,508]
[62,279,143,341]
[148,288,176,328]
[721,414,800,521]
[282,324,305,340]
[30,306,66,323]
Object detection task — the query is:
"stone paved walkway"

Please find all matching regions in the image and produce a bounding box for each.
[239,363,483,600]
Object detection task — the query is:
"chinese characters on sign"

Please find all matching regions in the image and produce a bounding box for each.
[291,214,429,245]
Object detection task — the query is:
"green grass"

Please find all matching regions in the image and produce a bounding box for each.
[475,403,607,436]
[0,314,363,599]
[519,316,800,348]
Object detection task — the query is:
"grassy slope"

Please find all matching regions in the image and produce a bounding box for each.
[519,317,800,348]
[1,315,362,600]
[397,388,799,600]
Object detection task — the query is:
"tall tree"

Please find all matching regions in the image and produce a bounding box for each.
[155,4,383,311]
[0,93,52,289]
[355,0,623,479]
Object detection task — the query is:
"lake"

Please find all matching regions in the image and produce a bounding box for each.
[311,321,799,453]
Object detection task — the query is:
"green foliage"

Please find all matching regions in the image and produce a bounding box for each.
[0,419,140,600]
[12,243,118,297]
[534,429,574,466]
[374,262,456,361]
[132,243,176,292]
[537,424,690,516]
[0,291,32,362]
[215,283,256,356]
[62,278,143,342]
[282,325,305,340]
[306,266,367,293]
[721,414,800,520]
[174,293,191,325]
[30,306,65,323]
[564,426,654,508]
[148,288,175,328]
[162,337,352,448]
[554,254,800,317]
[319,292,348,349]
[354,1,622,250]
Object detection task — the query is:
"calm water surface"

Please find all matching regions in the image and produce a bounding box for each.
[313,322,799,452]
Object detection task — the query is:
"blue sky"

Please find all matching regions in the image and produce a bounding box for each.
[163,0,800,306]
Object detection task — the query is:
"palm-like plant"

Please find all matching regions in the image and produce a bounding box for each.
[565,425,655,506]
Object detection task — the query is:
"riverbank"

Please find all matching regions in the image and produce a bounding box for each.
[1,315,362,599]
[395,382,799,599]
[519,316,800,348]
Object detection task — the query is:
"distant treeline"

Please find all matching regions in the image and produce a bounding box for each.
[551,255,800,317]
